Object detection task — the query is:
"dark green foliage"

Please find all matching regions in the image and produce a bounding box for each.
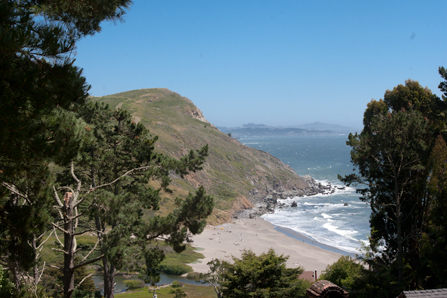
[421,135,447,288]
[0,0,95,167]
[340,76,447,292]
[157,263,191,275]
[0,166,55,274]
[40,260,100,298]
[123,279,145,291]
[0,0,131,295]
[438,66,447,101]
[185,272,201,280]
[57,102,213,296]
[319,256,363,292]
[203,249,309,298]
[0,265,15,297]
[171,280,182,288]
[170,288,187,298]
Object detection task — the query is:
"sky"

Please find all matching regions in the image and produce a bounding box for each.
[74,0,447,129]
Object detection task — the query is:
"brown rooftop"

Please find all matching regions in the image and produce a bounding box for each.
[398,289,447,298]
[307,280,348,298]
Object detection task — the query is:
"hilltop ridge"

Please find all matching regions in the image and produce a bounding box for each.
[91,88,326,223]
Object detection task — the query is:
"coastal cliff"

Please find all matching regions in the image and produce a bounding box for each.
[91,88,329,223]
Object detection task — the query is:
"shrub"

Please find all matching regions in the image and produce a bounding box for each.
[319,256,363,291]
[123,279,145,290]
[186,272,202,280]
[170,288,187,298]
[171,280,182,288]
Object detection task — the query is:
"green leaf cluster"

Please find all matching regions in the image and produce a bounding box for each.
[339,68,447,294]
[202,249,309,298]
[123,279,145,291]
[319,256,363,292]
[0,2,215,297]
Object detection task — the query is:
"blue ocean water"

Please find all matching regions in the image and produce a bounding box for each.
[240,135,371,255]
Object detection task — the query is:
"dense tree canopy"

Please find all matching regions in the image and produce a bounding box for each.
[56,102,213,298]
[203,249,309,298]
[320,256,363,292]
[0,1,130,294]
[1,1,214,298]
[340,73,447,295]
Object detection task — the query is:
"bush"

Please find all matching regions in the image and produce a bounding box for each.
[0,265,15,297]
[171,280,182,288]
[123,279,145,290]
[186,272,202,280]
[170,288,187,298]
[319,256,363,291]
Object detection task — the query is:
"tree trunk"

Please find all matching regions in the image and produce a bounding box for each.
[10,261,21,292]
[64,193,75,298]
[103,256,115,298]
[395,181,403,286]
[33,236,38,283]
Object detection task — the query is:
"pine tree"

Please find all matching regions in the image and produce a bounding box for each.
[0,0,131,294]
[55,102,213,298]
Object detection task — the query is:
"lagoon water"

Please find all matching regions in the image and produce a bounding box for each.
[240,135,371,255]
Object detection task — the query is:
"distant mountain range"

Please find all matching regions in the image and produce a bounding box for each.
[217,122,359,138]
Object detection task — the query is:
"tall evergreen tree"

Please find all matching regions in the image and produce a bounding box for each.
[57,102,213,298]
[0,0,131,294]
[422,135,447,287]
[340,80,443,291]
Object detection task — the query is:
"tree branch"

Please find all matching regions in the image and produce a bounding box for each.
[51,248,67,254]
[73,228,98,237]
[74,273,94,291]
[37,230,54,251]
[74,254,104,270]
[53,186,64,208]
[51,223,69,235]
[47,264,62,271]
[80,238,100,264]
[88,165,154,192]
[71,161,82,196]
[53,227,64,248]
[36,262,46,285]
[1,182,32,205]
[74,206,79,229]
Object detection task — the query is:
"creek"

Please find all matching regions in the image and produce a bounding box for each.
[92,272,205,294]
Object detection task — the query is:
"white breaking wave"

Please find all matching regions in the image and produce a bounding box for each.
[242,135,371,255]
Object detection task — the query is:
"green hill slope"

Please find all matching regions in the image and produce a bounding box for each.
[91,88,313,223]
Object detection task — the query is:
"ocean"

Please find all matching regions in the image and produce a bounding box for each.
[240,135,371,256]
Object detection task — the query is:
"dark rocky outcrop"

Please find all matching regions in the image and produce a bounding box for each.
[234,176,343,219]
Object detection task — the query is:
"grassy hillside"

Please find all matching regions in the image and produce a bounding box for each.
[92,88,309,223]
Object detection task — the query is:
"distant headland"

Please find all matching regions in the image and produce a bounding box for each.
[217,122,360,138]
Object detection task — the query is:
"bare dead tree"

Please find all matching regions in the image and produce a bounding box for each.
[52,162,104,298]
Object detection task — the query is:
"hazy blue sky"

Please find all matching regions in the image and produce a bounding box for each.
[74,0,446,129]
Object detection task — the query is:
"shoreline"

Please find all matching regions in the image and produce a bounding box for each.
[189,217,343,274]
[272,224,357,257]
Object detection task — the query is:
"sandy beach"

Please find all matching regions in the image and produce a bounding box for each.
[189,217,343,274]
